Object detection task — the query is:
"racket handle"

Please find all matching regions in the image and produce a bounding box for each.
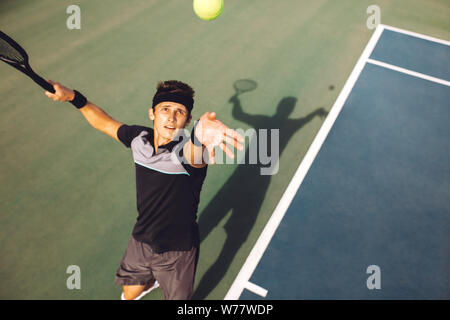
[30,72,55,93]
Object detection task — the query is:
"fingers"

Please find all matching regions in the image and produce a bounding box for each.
[200,111,216,122]
[44,79,58,99]
[207,146,216,165]
[45,90,62,101]
[206,112,216,120]
[225,127,244,144]
[205,134,245,165]
[219,142,235,159]
[223,134,243,151]
[45,89,58,100]
[197,112,246,164]
[223,127,244,151]
[207,141,239,165]
[44,80,74,102]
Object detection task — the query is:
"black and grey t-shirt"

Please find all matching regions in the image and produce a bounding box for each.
[117,124,207,253]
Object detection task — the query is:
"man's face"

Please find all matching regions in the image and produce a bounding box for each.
[149,101,192,142]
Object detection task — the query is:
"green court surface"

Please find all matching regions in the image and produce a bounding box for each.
[1,0,449,300]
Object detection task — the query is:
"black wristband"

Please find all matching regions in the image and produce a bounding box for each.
[190,120,203,147]
[70,90,87,109]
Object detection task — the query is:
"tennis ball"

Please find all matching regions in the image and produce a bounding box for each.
[193,0,224,21]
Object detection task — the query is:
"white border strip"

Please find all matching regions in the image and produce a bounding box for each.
[224,24,386,300]
[367,59,450,87]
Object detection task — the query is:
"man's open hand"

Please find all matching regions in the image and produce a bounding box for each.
[194,112,244,165]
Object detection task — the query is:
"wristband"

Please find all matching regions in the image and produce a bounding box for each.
[190,120,203,147]
[70,90,87,109]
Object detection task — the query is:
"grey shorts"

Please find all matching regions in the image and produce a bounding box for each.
[115,236,199,300]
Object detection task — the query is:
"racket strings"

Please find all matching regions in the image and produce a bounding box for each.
[0,38,25,64]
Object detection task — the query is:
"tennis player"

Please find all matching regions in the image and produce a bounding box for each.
[45,80,243,300]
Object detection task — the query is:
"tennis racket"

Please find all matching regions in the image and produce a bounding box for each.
[0,30,55,93]
[233,79,257,96]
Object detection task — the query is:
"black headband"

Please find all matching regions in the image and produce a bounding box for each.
[152,92,194,112]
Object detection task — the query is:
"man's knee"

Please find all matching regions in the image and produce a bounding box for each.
[122,285,144,300]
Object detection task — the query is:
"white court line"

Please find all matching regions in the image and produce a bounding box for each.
[224,24,386,300]
[367,59,450,87]
[245,281,268,298]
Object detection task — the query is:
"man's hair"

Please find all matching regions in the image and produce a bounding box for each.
[152,80,195,113]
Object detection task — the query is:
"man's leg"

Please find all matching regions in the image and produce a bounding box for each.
[152,245,199,300]
[115,237,158,300]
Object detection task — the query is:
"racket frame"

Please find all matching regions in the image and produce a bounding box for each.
[0,30,55,93]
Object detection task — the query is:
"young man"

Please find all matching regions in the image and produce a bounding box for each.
[45,80,243,300]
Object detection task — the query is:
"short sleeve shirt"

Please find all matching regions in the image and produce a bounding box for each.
[117,124,207,253]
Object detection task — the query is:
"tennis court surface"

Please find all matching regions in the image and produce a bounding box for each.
[227,25,450,300]
[1,1,449,301]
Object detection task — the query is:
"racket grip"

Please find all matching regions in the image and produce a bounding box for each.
[31,72,55,93]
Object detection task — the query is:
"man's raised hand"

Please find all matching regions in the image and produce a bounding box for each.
[194,112,244,165]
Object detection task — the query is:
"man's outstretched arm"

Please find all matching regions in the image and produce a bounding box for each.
[44,80,123,142]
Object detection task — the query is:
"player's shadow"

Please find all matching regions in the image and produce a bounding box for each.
[193,82,328,300]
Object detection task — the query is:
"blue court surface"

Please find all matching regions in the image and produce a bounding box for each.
[226,25,450,300]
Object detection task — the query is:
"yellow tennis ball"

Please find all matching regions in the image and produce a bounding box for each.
[193,0,224,21]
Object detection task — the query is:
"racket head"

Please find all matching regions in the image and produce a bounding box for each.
[233,79,258,95]
[0,30,54,93]
[0,30,29,67]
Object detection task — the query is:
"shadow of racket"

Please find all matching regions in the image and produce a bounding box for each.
[233,79,258,96]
